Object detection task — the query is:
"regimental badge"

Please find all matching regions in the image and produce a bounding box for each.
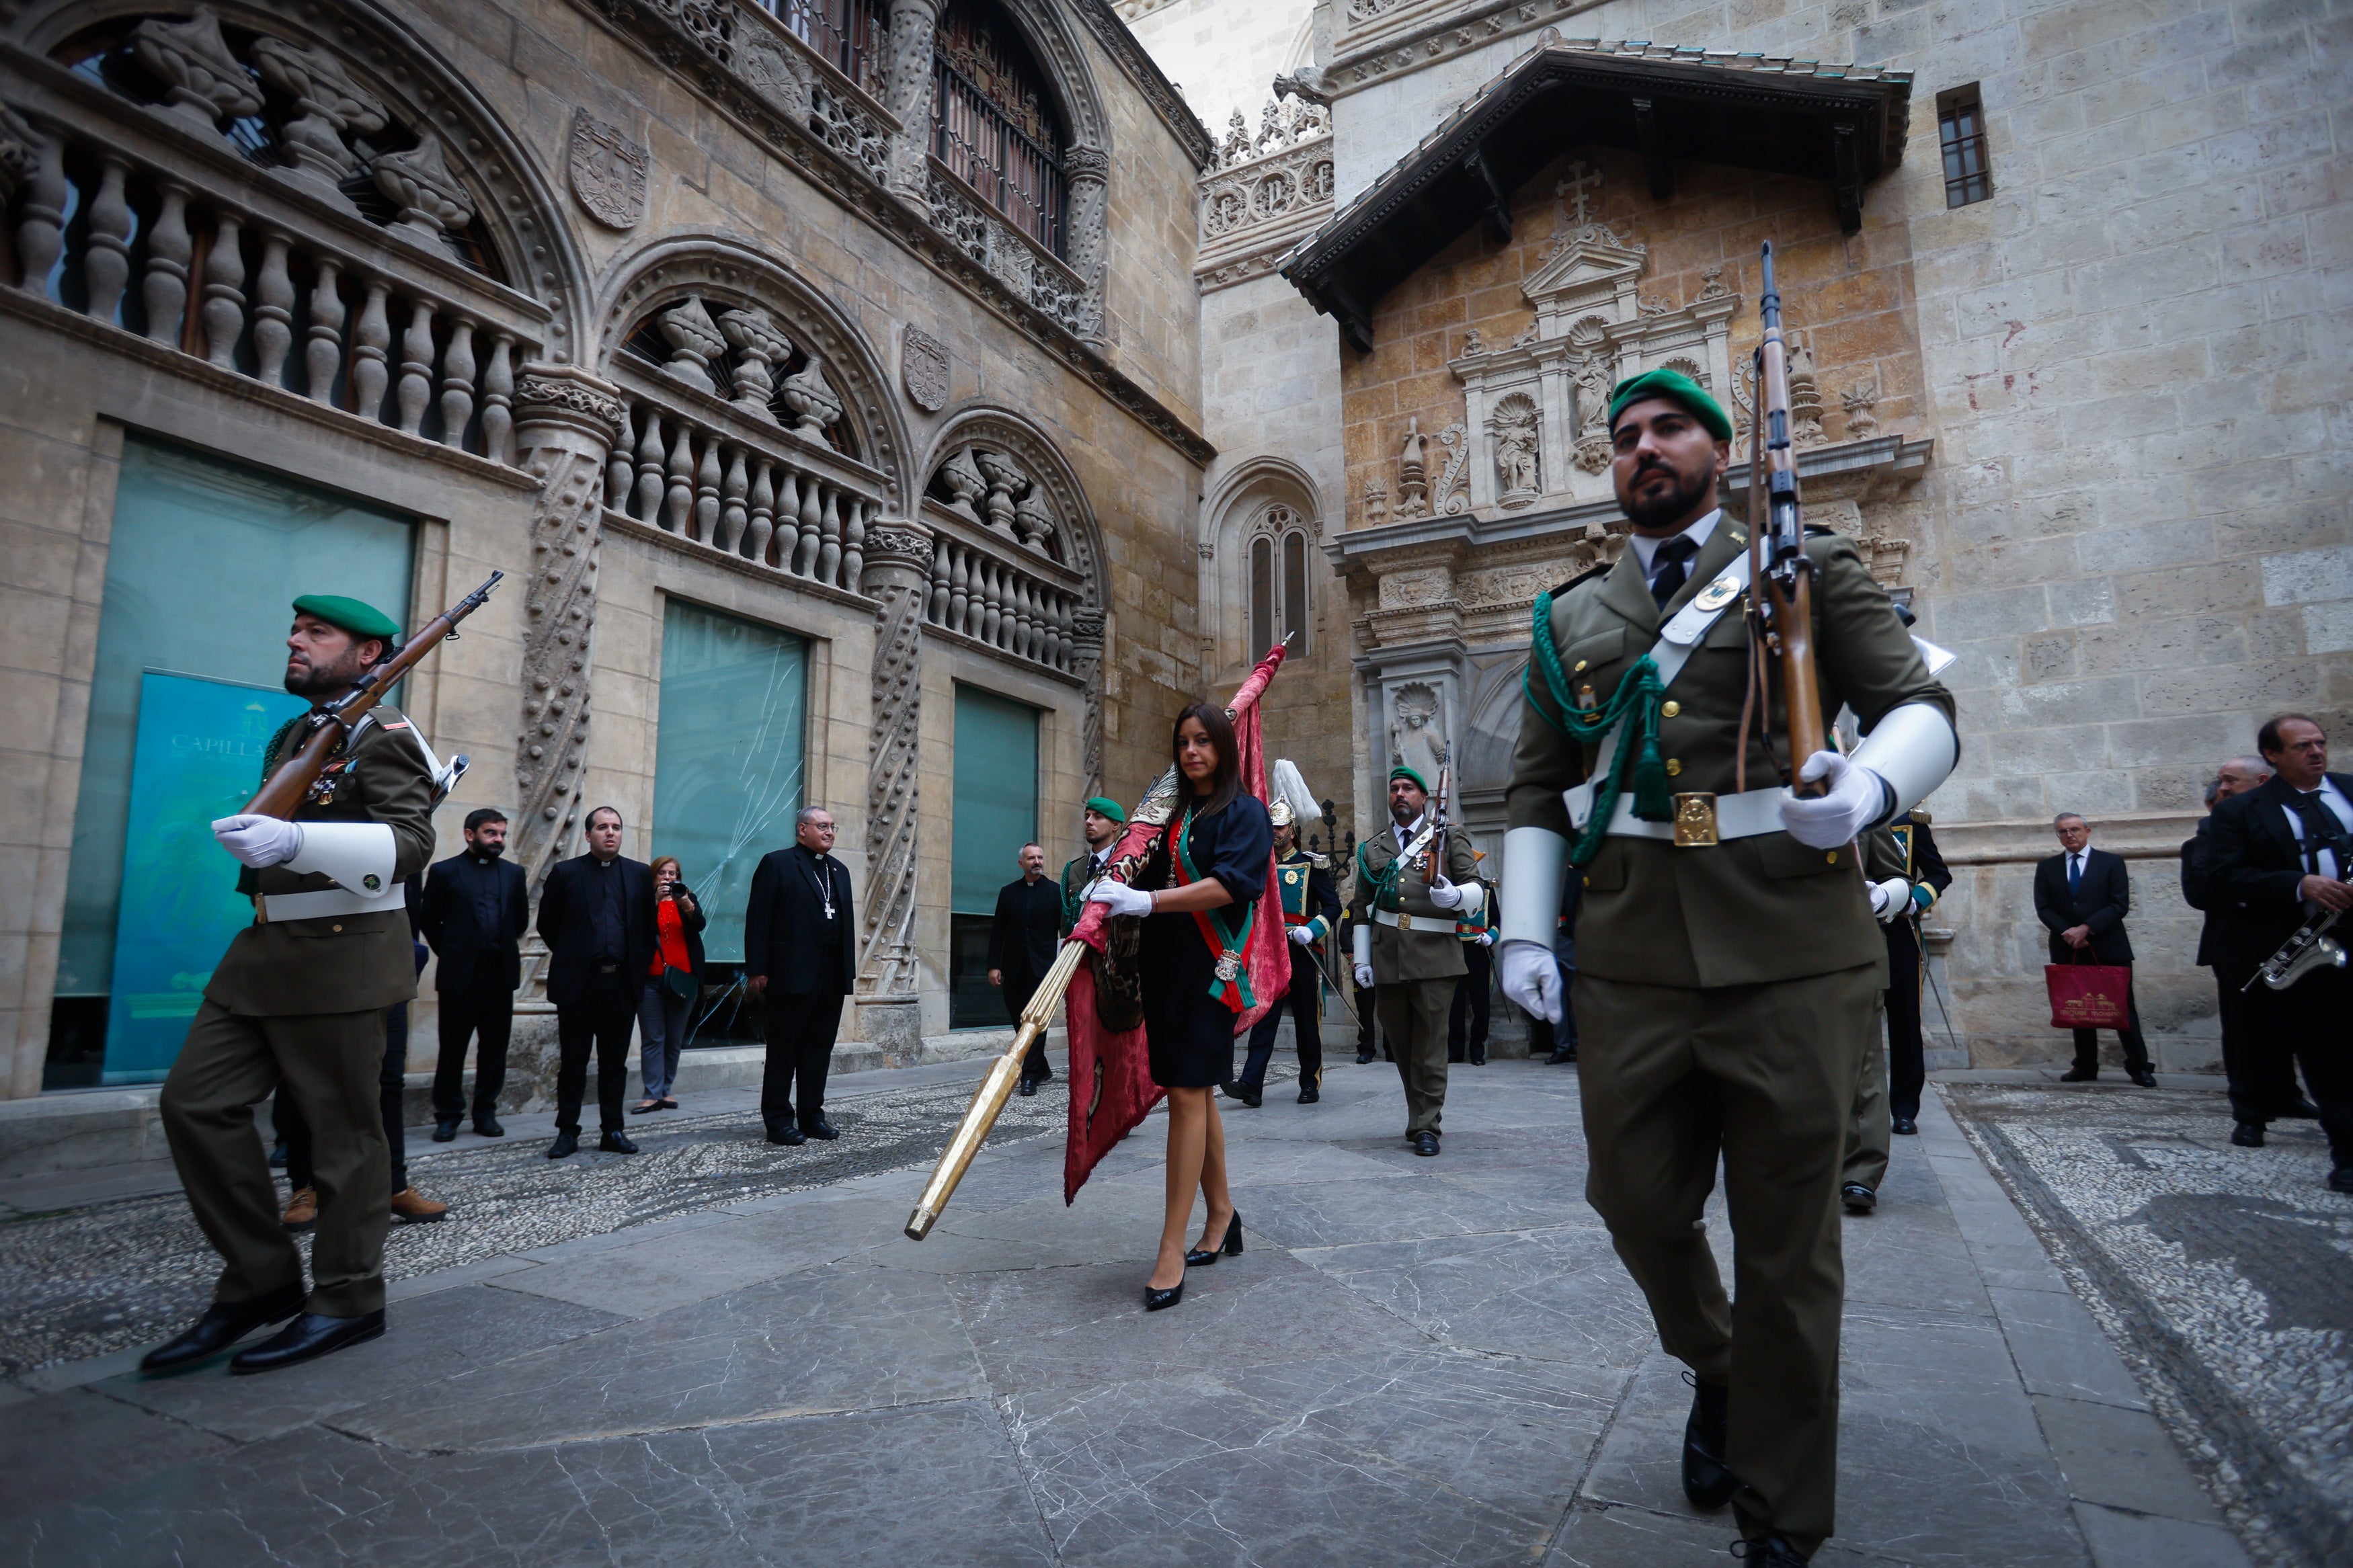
[1692,573,1742,614]
[1214,950,1242,983]
[1672,792,1720,848]
[363,874,382,891]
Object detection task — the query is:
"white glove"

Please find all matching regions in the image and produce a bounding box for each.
[1476,931,1496,947]
[1869,878,1911,923]
[1780,750,1890,850]
[1427,873,1464,911]
[1086,879,1152,918]
[1289,924,1316,947]
[1353,962,1374,989]
[212,814,303,868]
[1499,938,1562,1025]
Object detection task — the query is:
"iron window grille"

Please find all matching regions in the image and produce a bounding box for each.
[931,3,1066,256]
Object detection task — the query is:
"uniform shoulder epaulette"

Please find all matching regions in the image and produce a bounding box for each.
[1552,563,1610,597]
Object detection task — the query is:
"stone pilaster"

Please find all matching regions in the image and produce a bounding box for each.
[508,366,623,997]
[1063,145,1110,337]
[1068,608,1107,794]
[854,519,932,1050]
[883,0,944,202]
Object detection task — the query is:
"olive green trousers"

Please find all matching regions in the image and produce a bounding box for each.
[161,1001,391,1317]
[1375,979,1453,1135]
[1843,999,1892,1193]
[1575,962,1879,1556]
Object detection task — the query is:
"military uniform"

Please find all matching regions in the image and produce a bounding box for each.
[1236,846,1339,1096]
[160,684,436,1325]
[1349,813,1480,1138]
[1505,508,1952,1555]
[1841,827,1909,1200]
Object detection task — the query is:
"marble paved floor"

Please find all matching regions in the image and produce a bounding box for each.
[0,1056,2274,1567]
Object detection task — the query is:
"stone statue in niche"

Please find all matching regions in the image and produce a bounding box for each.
[1491,397,1540,502]
[1390,684,1449,789]
[1396,417,1429,518]
[1572,349,1616,474]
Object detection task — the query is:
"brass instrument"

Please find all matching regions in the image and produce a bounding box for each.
[2245,906,2346,992]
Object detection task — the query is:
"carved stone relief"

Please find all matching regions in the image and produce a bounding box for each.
[1390,683,1449,785]
[901,325,949,411]
[569,110,649,230]
[858,522,933,1001]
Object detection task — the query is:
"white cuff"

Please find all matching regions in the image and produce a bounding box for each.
[284,821,398,897]
[1852,702,1959,821]
[1501,827,1567,947]
[1453,880,1485,917]
[1353,923,1372,968]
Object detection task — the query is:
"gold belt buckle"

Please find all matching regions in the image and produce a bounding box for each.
[1395,911,1412,932]
[1673,792,1719,848]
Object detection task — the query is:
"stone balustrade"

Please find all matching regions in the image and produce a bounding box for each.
[923,528,1080,673]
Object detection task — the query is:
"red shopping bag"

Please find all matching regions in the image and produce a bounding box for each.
[2045,952,2130,1030]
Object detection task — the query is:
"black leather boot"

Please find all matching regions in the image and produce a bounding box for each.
[1683,1375,1737,1509]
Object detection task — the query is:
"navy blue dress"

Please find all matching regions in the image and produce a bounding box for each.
[1138,792,1274,1089]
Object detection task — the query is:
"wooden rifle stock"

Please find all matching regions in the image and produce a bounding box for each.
[1753,243,1827,793]
[243,571,504,819]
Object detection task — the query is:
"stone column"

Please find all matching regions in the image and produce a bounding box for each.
[854,518,934,1053]
[1067,608,1106,794]
[883,0,944,203]
[1062,145,1110,338]
[508,366,625,998]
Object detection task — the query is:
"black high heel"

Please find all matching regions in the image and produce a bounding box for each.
[1185,1212,1243,1267]
[1144,1279,1185,1311]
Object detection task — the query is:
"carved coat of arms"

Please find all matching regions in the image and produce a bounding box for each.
[902,325,949,411]
[569,110,647,230]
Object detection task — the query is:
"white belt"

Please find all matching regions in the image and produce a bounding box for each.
[1371,907,1453,934]
[1570,788,1786,842]
[262,881,407,922]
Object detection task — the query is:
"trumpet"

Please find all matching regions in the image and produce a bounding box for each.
[2245,906,2346,991]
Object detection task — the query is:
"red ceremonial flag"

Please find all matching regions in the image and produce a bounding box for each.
[1060,642,1292,1204]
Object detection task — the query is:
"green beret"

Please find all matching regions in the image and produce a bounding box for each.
[1084,796,1127,825]
[292,594,400,644]
[1607,368,1732,442]
[1389,766,1429,794]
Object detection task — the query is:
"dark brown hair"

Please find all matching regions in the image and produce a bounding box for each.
[2258,712,2323,758]
[1171,701,1241,816]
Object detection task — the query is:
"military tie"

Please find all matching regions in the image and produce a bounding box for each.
[1650,536,1699,608]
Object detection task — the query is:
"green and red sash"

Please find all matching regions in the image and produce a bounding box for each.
[1166,804,1258,1012]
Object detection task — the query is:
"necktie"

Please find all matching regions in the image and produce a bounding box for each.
[2068,854,2081,895]
[2289,790,2352,878]
[1650,536,1699,608]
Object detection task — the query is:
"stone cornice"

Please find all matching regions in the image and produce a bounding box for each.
[572,0,1216,468]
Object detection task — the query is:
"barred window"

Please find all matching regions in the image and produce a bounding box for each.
[932,0,1068,255]
[1938,87,1991,208]
[1247,505,1312,658]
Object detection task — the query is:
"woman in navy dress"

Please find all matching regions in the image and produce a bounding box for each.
[1088,702,1273,1309]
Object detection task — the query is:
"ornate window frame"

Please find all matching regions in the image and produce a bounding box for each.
[1199,455,1324,675]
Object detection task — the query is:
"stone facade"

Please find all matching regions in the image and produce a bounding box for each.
[0,0,1218,1098]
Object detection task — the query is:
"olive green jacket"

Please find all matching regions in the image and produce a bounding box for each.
[204,706,438,1017]
[1506,522,1952,990]
[1348,821,1480,984]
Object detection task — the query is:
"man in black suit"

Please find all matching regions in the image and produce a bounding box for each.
[2183,755,2310,1145]
[2033,813,2155,1086]
[534,806,656,1158]
[2207,714,2353,1191]
[989,843,1063,1096]
[745,806,856,1145]
[417,807,529,1141]
[1882,810,1953,1133]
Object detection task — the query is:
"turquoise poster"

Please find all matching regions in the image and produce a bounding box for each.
[102,673,307,1083]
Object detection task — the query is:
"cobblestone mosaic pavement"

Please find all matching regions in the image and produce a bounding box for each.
[0,1072,1072,1372]
[1945,1083,2352,1568]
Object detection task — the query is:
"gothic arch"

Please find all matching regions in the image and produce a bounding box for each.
[1201,455,1324,671]
[955,0,1111,159]
[920,404,1106,608]
[15,0,594,364]
[593,232,913,508]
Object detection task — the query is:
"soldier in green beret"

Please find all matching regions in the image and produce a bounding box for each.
[143,595,439,1376]
[1059,795,1128,937]
[1347,764,1481,1155]
[1497,369,1958,1564]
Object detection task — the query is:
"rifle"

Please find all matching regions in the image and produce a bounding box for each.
[1401,764,1452,883]
[1751,243,1827,793]
[243,571,504,818]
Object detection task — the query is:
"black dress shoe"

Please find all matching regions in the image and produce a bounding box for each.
[1016,1078,1037,1098]
[767,1121,806,1146]
[229,1310,386,1375]
[2275,1096,2321,1120]
[1412,1131,1440,1157]
[1470,1053,1486,1065]
[1890,1115,1918,1136]
[1221,1081,1263,1108]
[2059,1066,2098,1082]
[1448,1051,1466,1064]
[141,1286,305,1374]
[1297,1087,1320,1104]
[1185,1212,1244,1266]
[1682,1376,1736,1508]
[1545,1047,1578,1065]
[2130,1068,2158,1088]
[1144,1279,1184,1311]
[802,1116,840,1141]
[1732,1533,1807,1566]
[599,1130,640,1154]
[1355,1050,1375,1064]
[547,1130,580,1159]
[1841,1182,1878,1214]
[432,1118,459,1143]
[2231,1122,2265,1148]
[474,1116,505,1138]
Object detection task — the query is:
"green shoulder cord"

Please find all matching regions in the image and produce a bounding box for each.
[1355,834,1402,909]
[1521,590,1675,866]
[259,714,308,783]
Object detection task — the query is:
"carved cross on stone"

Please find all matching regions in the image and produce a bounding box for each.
[1557,161,1602,228]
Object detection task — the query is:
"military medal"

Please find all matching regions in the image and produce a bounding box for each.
[1692,572,1741,613]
